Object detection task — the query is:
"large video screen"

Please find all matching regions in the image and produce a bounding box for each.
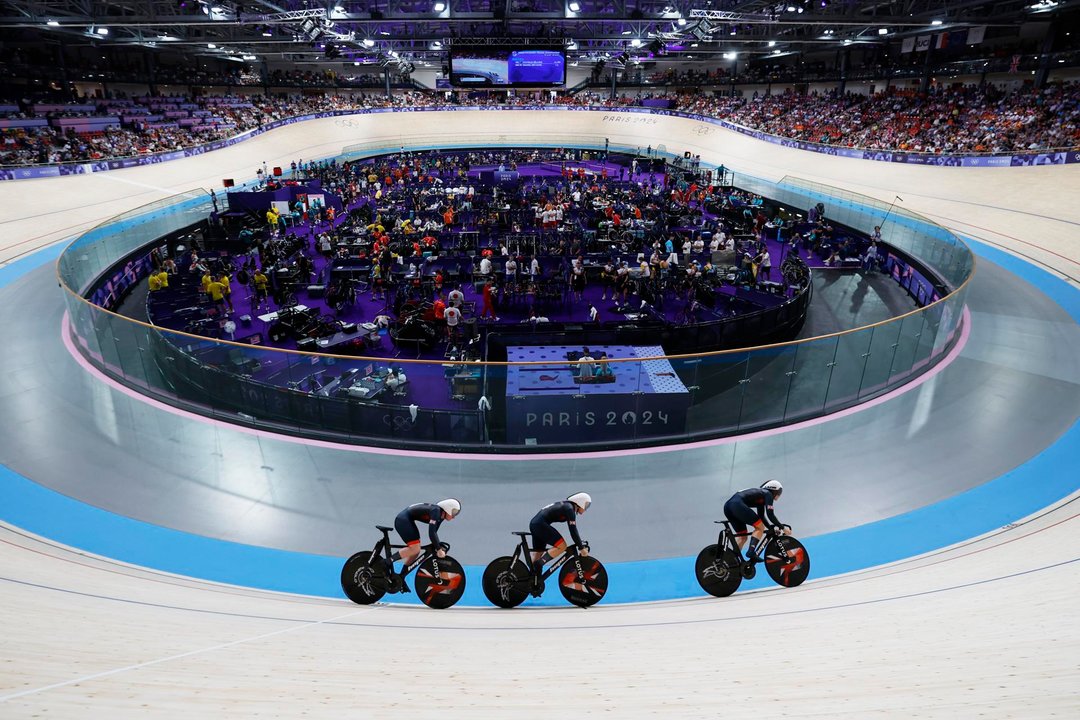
[449,47,566,87]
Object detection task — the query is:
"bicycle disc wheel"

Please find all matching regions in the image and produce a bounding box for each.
[763,536,810,588]
[414,555,467,609]
[340,551,387,605]
[695,544,742,598]
[482,556,530,609]
[558,556,608,608]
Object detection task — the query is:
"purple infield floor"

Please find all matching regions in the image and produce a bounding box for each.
[144,159,869,412]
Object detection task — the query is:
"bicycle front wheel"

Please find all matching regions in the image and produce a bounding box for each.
[340,551,388,605]
[558,555,608,608]
[414,555,468,609]
[763,535,810,588]
[695,544,742,598]
[482,556,530,608]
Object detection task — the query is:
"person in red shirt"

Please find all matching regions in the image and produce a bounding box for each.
[443,207,454,227]
[433,296,446,320]
[481,281,498,320]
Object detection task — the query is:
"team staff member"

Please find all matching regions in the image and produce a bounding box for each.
[253,268,269,302]
[206,276,227,315]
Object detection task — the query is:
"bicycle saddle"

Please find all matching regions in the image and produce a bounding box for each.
[375,525,394,532]
[512,531,531,537]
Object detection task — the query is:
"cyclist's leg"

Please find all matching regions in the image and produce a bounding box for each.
[723,499,757,555]
[746,520,766,560]
[392,514,422,568]
[529,520,564,570]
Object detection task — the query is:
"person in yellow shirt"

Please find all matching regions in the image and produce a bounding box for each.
[156,269,169,289]
[201,271,213,295]
[218,273,233,312]
[207,278,226,314]
[148,272,163,292]
[266,207,280,235]
[253,269,268,299]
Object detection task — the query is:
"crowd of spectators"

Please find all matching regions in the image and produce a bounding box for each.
[0,92,429,165]
[673,83,1080,153]
[1,81,1077,166]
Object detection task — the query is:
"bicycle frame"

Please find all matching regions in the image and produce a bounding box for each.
[714,521,772,561]
[508,532,582,585]
[370,526,443,585]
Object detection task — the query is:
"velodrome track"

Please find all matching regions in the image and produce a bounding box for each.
[0,110,1077,716]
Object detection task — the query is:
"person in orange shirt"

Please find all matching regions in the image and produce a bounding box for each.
[443,207,454,227]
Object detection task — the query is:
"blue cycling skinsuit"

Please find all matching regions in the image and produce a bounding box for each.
[723,487,782,536]
[530,500,583,553]
[394,503,445,549]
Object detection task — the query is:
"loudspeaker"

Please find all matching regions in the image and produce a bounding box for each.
[297,337,317,351]
[340,322,357,333]
[307,284,326,298]
[223,178,235,187]
[273,166,282,176]
[239,314,252,326]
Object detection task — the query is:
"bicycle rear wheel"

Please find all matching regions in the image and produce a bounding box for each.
[558,555,608,608]
[763,535,810,588]
[695,544,742,598]
[414,555,468,609]
[340,551,388,605]
[482,556,530,608]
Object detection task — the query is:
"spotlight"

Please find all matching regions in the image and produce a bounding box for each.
[878,28,888,35]
[363,38,375,47]
[208,42,216,48]
[46,20,60,26]
[677,18,686,26]
[768,40,776,47]
[96,26,109,35]
[931,19,943,25]
[568,1,581,11]
[434,2,445,11]
[630,38,642,47]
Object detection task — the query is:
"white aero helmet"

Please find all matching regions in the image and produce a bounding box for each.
[760,480,783,498]
[437,498,461,518]
[567,492,592,512]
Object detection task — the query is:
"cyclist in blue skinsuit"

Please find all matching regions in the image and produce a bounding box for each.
[388,499,461,588]
[530,492,592,576]
[724,480,789,562]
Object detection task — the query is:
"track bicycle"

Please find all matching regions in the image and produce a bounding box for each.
[340,525,467,609]
[482,532,608,609]
[695,521,810,598]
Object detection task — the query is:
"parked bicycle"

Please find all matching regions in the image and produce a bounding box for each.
[341,525,467,609]
[695,521,810,597]
[482,531,608,608]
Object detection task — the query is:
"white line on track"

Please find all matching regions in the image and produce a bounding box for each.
[0,607,373,702]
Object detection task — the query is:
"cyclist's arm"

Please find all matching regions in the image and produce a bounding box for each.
[760,503,782,530]
[427,519,442,546]
[567,518,583,547]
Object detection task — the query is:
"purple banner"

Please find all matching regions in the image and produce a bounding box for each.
[2,105,1077,182]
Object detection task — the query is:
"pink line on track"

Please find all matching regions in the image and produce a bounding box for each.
[61,307,972,462]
